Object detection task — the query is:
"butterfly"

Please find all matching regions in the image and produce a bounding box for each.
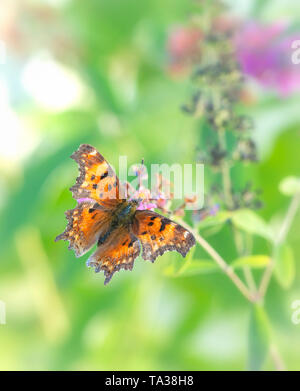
[55,144,196,285]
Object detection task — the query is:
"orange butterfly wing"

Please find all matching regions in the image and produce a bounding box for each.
[70,144,123,207]
[87,226,141,285]
[132,210,195,262]
[55,201,112,257]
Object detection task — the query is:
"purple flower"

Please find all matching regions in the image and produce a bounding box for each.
[236,22,300,96]
[77,198,94,203]
[192,204,220,223]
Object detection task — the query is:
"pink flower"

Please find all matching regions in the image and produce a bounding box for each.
[235,21,300,96]
[136,202,157,211]
[167,26,203,75]
[131,187,157,211]
[153,190,168,210]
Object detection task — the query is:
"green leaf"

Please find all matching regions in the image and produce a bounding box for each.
[165,253,271,278]
[248,305,271,371]
[273,244,295,289]
[176,259,219,276]
[279,176,300,196]
[164,249,219,277]
[231,209,273,241]
[232,255,271,269]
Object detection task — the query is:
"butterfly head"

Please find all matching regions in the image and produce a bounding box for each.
[117,199,141,224]
[130,198,142,207]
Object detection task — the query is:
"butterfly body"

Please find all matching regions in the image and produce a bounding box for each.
[97,200,138,246]
[55,144,195,284]
[115,200,139,221]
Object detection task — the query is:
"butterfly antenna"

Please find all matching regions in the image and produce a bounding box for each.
[137,158,145,190]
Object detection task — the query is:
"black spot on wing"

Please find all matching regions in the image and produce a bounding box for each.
[159,218,170,232]
[100,171,109,180]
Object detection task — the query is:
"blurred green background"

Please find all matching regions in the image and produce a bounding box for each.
[0,0,300,371]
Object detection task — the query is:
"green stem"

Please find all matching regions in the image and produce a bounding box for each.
[270,344,286,371]
[232,224,257,294]
[218,129,234,210]
[177,218,256,302]
[218,128,257,294]
[258,191,300,298]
